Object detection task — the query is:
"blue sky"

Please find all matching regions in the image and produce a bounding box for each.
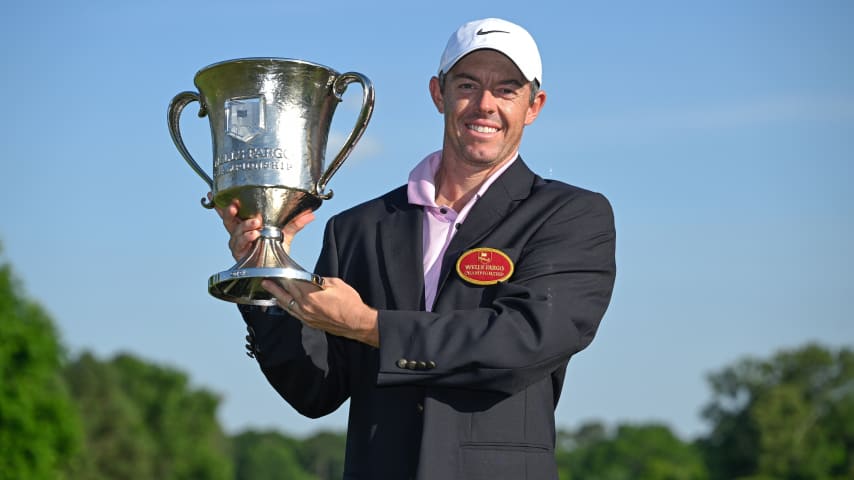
[2,1,852,439]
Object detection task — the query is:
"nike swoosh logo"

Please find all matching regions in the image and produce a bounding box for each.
[476,28,509,35]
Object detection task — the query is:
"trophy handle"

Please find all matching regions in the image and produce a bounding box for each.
[315,72,375,199]
[168,91,216,209]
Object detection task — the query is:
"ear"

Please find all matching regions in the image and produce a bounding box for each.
[524,90,547,126]
[429,76,444,114]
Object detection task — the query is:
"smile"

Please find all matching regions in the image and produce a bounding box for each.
[466,124,499,134]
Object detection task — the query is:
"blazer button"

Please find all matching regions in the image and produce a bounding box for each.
[427,361,437,369]
[416,403,424,413]
[397,359,408,369]
[417,361,427,370]
[406,360,418,370]
[245,331,261,354]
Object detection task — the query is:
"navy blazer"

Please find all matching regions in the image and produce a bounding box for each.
[242,157,616,479]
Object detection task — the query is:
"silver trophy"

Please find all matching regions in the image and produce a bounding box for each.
[167,58,374,305]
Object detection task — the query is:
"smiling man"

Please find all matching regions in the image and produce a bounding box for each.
[221,18,616,480]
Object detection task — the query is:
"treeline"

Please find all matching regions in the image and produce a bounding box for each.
[1,253,852,479]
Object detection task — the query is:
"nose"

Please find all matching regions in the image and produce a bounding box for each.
[475,89,497,114]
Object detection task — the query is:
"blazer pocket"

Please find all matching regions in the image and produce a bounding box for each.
[460,442,555,480]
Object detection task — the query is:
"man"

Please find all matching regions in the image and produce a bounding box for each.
[219,18,616,480]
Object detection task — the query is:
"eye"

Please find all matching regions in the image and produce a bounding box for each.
[497,87,519,99]
[458,82,475,90]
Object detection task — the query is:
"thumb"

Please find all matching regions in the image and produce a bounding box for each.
[282,210,316,251]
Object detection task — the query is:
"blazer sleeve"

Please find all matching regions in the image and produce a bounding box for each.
[375,190,616,396]
[239,219,353,418]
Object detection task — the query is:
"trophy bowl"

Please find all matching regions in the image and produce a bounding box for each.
[168,58,374,306]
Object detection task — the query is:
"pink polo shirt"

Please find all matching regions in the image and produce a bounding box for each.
[406,150,518,311]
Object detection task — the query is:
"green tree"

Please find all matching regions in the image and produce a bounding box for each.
[232,429,347,480]
[233,430,314,480]
[63,352,156,479]
[297,430,347,480]
[110,354,233,480]
[0,252,82,479]
[700,343,854,480]
[64,352,234,480]
[557,421,708,480]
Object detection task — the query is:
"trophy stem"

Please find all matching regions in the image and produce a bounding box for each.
[208,227,323,306]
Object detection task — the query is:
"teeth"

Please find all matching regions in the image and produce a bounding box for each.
[467,124,498,134]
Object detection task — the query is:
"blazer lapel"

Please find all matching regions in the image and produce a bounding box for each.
[378,200,426,310]
[436,157,537,295]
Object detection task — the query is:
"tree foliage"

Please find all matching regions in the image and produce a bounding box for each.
[232,430,313,480]
[557,421,707,480]
[0,254,81,480]
[63,352,158,479]
[232,429,346,480]
[700,343,854,480]
[63,352,234,480]
[296,430,348,480]
[555,344,853,480]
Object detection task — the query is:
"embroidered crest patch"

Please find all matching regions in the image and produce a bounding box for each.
[455,248,514,285]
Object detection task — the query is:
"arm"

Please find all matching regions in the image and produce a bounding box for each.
[215,198,351,418]
[240,304,351,418]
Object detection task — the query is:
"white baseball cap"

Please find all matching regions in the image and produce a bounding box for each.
[438,18,542,85]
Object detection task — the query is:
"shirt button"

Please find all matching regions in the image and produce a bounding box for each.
[397,359,408,369]
[439,207,448,214]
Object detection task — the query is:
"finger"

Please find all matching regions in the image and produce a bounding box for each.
[216,199,244,232]
[291,209,316,230]
[261,279,288,297]
[229,229,261,253]
[211,194,235,223]
[261,280,298,312]
[288,277,324,300]
[229,219,262,258]
[224,203,242,231]
[282,210,315,240]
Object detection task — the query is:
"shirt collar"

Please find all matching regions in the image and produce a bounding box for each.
[407,150,519,208]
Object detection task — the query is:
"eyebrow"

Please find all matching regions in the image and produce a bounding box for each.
[452,72,525,88]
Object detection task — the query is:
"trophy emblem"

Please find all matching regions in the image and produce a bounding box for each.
[167,58,374,305]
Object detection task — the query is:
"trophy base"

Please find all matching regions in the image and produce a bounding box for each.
[208,267,323,306]
[207,231,324,306]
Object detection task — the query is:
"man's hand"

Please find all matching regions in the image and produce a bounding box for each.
[209,195,373,344]
[262,277,380,348]
[211,194,315,261]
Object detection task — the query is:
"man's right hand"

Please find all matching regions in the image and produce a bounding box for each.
[211,194,315,262]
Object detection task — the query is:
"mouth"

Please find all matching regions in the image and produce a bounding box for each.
[466,123,500,134]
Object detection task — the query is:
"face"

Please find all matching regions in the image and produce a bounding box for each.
[430,49,546,170]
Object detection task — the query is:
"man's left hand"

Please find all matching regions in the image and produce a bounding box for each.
[261,277,380,348]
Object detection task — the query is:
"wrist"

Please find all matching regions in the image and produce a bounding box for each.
[357,307,380,348]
